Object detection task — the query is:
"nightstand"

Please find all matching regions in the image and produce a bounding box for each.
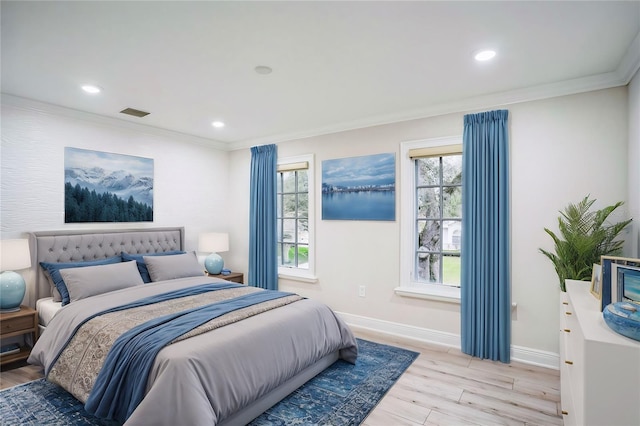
[207,271,244,284]
[0,305,38,366]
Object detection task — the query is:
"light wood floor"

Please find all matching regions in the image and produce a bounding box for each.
[0,329,562,426]
[355,329,562,426]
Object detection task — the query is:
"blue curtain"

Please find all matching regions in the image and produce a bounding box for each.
[249,144,278,290]
[461,110,510,363]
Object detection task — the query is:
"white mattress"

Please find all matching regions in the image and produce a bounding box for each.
[36,297,63,327]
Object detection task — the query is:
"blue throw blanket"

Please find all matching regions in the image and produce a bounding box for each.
[51,283,295,422]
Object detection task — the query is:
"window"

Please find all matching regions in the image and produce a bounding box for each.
[276,155,316,282]
[414,154,462,285]
[398,137,462,302]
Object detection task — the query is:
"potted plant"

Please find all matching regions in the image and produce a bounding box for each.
[539,195,632,292]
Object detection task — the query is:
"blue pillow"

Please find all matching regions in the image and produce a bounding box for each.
[121,251,185,283]
[40,256,122,306]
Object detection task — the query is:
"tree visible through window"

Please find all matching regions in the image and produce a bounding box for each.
[277,169,309,269]
[415,154,462,285]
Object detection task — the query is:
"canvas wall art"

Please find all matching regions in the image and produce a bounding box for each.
[64,147,154,223]
[322,153,395,221]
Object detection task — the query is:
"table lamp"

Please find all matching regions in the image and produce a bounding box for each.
[199,233,229,275]
[0,239,31,312]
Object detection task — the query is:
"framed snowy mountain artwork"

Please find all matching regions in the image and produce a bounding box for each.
[64,147,154,223]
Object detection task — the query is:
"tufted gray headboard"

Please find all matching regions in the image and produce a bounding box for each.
[28,227,184,308]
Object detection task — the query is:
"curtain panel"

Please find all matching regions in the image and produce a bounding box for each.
[249,144,278,290]
[461,109,511,363]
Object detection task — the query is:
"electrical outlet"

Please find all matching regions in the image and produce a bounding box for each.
[358,285,366,297]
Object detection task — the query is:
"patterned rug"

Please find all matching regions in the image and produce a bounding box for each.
[0,339,418,426]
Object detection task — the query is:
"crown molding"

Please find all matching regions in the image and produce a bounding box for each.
[0,94,231,151]
[617,31,640,84]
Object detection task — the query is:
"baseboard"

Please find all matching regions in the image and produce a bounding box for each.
[336,311,560,370]
[509,343,559,370]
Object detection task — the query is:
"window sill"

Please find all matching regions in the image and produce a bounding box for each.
[394,285,461,304]
[278,270,318,284]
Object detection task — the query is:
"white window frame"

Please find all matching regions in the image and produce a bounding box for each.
[277,154,317,283]
[397,136,462,303]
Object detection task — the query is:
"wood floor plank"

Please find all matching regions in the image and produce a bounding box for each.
[425,409,484,426]
[468,358,560,388]
[395,366,465,402]
[362,405,424,426]
[513,377,561,403]
[390,384,526,426]
[0,364,43,390]
[372,393,431,424]
[410,346,474,368]
[460,390,564,426]
[440,372,559,416]
[354,328,453,356]
[411,356,516,389]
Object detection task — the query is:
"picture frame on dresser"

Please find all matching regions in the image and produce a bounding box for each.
[612,263,640,304]
[600,256,640,311]
[589,263,602,300]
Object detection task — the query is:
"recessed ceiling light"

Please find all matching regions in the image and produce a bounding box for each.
[254,65,273,75]
[474,50,496,61]
[212,121,225,128]
[81,84,102,94]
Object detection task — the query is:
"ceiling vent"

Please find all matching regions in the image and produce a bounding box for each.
[120,108,150,118]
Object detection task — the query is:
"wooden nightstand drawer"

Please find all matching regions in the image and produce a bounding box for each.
[207,272,244,284]
[1,315,35,334]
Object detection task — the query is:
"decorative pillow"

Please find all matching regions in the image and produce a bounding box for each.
[143,252,204,282]
[121,251,185,283]
[59,260,144,304]
[40,256,122,305]
[43,270,63,302]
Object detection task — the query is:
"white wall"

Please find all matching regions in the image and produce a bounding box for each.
[628,69,640,258]
[228,87,629,360]
[1,96,231,304]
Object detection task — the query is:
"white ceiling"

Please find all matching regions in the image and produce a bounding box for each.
[2,1,639,150]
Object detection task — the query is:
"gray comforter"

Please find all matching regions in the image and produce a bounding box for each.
[28,276,358,425]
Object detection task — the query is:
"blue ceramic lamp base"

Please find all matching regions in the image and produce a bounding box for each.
[0,271,26,313]
[204,253,224,275]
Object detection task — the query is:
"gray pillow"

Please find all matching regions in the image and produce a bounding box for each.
[59,260,144,303]
[143,252,204,282]
[40,256,122,303]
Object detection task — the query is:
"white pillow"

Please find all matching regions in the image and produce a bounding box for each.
[59,260,144,303]
[143,251,204,282]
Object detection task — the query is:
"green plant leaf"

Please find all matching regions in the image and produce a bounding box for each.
[539,195,632,292]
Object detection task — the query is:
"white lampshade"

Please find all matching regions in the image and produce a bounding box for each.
[0,239,31,271]
[198,233,229,253]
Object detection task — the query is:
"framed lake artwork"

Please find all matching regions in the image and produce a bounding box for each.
[600,255,640,311]
[64,147,154,223]
[322,153,395,221]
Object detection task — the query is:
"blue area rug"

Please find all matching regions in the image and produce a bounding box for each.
[0,339,418,425]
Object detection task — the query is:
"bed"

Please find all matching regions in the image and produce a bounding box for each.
[26,227,358,425]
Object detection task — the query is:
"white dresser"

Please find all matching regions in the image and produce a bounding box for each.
[560,280,640,426]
